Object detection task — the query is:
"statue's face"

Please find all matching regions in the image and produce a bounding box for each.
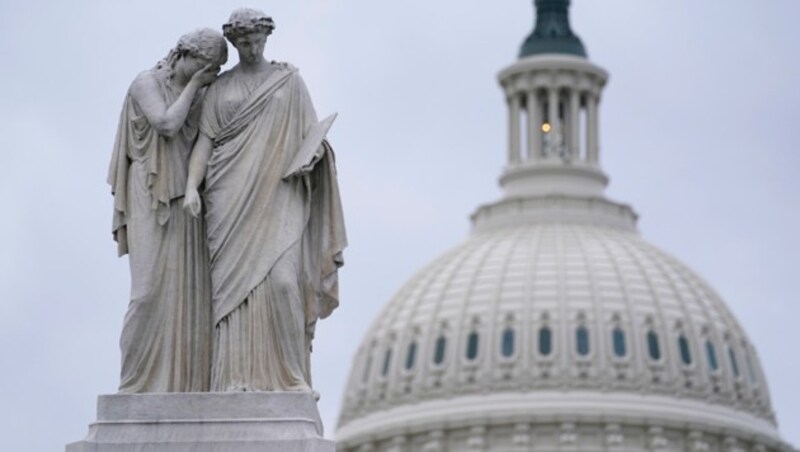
[176,53,211,80]
[233,32,267,65]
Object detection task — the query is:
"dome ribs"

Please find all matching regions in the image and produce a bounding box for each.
[337,224,785,449]
[637,237,707,399]
[422,234,497,396]
[588,226,647,386]
[485,227,531,387]
[572,225,619,386]
[521,224,546,386]
[615,232,684,393]
[450,230,523,392]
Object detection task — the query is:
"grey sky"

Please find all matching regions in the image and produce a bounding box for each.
[0,1,798,450]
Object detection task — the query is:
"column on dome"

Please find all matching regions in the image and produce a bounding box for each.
[526,88,542,161]
[547,85,560,157]
[507,89,521,165]
[586,91,600,165]
[466,425,487,451]
[569,88,581,161]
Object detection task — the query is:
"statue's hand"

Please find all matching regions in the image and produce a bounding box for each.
[184,188,202,218]
[190,64,220,88]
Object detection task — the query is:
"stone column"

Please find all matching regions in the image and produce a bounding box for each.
[527,89,541,161]
[605,424,624,449]
[508,91,521,165]
[512,423,531,451]
[386,435,407,452]
[547,86,560,143]
[569,89,581,160]
[586,92,599,165]
[466,425,487,452]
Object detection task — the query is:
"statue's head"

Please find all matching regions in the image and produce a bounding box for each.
[159,28,228,75]
[177,28,229,67]
[223,8,275,64]
[223,8,275,41]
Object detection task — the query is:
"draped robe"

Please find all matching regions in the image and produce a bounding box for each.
[108,70,212,393]
[199,64,346,391]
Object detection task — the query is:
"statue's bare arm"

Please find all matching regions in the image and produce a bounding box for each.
[130,65,216,138]
[184,133,213,217]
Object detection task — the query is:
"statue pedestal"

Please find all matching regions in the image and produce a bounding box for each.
[67,392,335,452]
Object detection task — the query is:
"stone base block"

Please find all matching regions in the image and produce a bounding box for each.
[67,392,335,452]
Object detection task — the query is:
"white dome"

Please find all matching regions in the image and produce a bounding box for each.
[336,207,784,450]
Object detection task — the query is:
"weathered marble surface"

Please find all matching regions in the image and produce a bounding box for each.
[184,7,346,393]
[72,8,345,451]
[66,392,334,451]
[108,28,227,393]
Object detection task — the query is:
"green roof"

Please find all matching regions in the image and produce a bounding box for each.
[519,0,587,58]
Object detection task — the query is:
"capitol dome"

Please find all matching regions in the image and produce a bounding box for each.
[337,218,785,450]
[335,2,793,451]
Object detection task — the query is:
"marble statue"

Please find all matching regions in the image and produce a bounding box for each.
[71,12,344,450]
[108,28,228,393]
[184,8,347,392]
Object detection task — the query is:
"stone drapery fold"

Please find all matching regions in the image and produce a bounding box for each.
[107,71,211,393]
[199,65,346,336]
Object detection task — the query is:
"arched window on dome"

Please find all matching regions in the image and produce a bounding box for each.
[727,346,740,378]
[501,327,515,358]
[646,331,661,361]
[705,340,719,372]
[538,326,553,356]
[433,335,447,366]
[405,341,417,371]
[381,347,393,377]
[612,327,626,358]
[678,334,692,365]
[576,326,590,356]
[466,331,480,361]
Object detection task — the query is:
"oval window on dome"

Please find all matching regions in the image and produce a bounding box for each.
[705,340,719,372]
[433,335,447,365]
[647,331,661,361]
[405,341,417,370]
[501,328,515,358]
[576,326,590,356]
[612,327,626,357]
[678,334,692,365]
[728,346,740,378]
[381,348,393,377]
[466,331,480,361]
[538,326,552,356]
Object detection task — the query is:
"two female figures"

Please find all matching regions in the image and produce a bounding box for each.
[108,9,346,394]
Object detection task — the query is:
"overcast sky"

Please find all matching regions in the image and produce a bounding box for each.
[0,1,798,450]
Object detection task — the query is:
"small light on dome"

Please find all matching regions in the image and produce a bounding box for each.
[541,123,551,133]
